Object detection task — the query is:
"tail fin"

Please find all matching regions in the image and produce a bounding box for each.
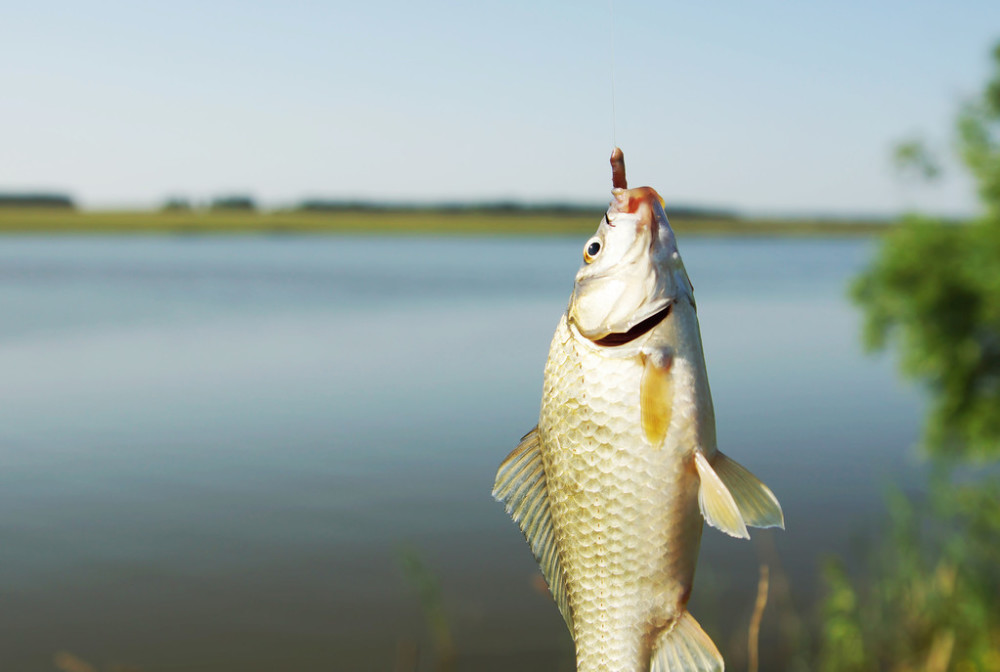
[650,611,724,672]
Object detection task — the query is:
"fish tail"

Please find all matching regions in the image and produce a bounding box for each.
[650,610,724,672]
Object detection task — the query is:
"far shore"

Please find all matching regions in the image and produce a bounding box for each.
[0,208,900,237]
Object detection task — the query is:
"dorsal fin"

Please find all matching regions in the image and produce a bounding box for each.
[492,427,573,633]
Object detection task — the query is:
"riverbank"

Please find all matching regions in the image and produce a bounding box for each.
[0,208,895,236]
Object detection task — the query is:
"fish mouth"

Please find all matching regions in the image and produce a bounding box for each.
[591,302,672,347]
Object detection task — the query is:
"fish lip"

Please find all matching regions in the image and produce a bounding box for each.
[590,301,672,347]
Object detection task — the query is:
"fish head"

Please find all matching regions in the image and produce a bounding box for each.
[567,186,693,343]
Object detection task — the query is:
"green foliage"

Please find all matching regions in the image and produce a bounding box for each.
[210,195,257,211]
[821,39,1000,672]
[892,138,942,183]
[851,219,1000,460]
[957,43,1000,216]
[396,546,456,672]
[818,561,868,672]
[161,197,193,212]
[0,192,75,209]
[817,477,1000,672]
[852,39,1000,461]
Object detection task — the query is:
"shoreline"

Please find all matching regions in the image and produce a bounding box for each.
[0,209,897,237]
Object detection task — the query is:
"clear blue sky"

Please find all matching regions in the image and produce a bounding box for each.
[2,1,998,215]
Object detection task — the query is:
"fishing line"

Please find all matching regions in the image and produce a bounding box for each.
[609,0,618,149]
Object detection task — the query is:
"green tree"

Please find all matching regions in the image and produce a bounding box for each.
[818,40,1000,672]
[892,137,941,184]
[852,41,1000,462]
[957,42,1000,217]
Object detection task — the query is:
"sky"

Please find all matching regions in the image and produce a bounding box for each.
[2,1,998,216]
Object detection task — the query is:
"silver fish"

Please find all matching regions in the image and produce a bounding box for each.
[494,148,784,672]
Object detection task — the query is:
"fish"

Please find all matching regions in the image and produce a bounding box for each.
[493,148,784,672]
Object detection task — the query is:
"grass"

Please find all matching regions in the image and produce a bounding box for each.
[0,208,897,236]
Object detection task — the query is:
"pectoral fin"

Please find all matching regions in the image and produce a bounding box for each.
[694,450,785,538]
[650,610,724,672]
[640,348,674,447]
[492,427,573,634]
[713,452,784,530]
[693,451,749,539]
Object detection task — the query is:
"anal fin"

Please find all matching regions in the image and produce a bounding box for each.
[492,427,573,634]
[651,610,724,672]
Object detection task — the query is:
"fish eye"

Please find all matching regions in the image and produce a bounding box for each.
[583,239,602,263]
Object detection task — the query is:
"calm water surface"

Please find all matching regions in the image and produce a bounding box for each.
[0,235,922,671]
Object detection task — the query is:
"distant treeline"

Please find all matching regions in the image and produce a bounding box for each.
[0,193,75,209]
[295,199,739,220]
[0,190,739,219]
[164,196,257,211]
[0,192,906,225]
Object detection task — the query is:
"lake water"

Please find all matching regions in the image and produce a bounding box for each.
[0,235,923,671]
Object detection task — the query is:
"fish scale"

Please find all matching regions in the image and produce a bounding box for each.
[539,316,703,672]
